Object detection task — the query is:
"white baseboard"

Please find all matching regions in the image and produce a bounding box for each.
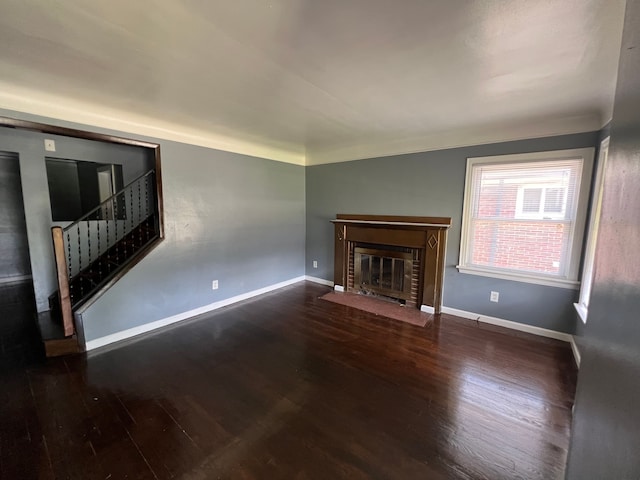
[85,276,306,351]
[0,274,32,285]
[569,336,581,367]
[440,306,574,343]
[84,279,582,369]
[304,275,334,287]
[441,305,580,368]
[420,305,435,314]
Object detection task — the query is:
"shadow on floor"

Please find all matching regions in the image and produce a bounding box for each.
[0,281,45,369]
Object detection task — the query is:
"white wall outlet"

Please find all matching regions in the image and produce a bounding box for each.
[44,139,56,152]
[490,291,499,302]
[313,260,318,268]
[212,280,219,290]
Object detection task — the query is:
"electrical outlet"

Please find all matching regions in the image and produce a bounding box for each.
[212,280,219,290]
[313,260,318,268]
[490,291,499,302]
[44,139,56,152]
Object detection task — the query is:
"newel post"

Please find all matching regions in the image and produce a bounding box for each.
[51,227,74,337]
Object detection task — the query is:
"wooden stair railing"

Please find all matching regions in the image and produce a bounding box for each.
[51,226,74,336]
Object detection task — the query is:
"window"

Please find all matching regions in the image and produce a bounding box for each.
[458,148,594,288]
[575,137,609,322]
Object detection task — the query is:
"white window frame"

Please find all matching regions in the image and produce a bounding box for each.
[457,148,595,289]
[574,137,609,322]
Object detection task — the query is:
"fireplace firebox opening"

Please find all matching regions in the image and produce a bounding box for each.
[351,244,421,307]
[354,246,413,298]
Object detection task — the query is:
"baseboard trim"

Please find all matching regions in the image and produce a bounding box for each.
[85,276,306,351]
[441,305,580,367]
[420,305,435,314]
[440,306,574,343]
[0,274,32,285]
[569,335,581,368]
[304,275,334,287]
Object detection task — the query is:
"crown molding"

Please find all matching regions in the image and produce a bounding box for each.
[0,84,305,166]
[0,83,606,168]
[305,113,603,165]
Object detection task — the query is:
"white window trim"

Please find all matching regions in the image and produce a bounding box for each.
[574,137,609,323]
[457,148,595,289]
[456,265,581,289]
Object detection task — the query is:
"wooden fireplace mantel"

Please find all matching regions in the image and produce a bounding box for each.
[331,214,451,313]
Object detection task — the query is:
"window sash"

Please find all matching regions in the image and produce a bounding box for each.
[467,217,572,278]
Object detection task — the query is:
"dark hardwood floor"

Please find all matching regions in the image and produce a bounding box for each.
[0,281,577,479]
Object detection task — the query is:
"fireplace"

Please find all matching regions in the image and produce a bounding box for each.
[332,215,451,313]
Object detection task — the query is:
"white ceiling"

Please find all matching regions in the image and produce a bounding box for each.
[0,0,626,165]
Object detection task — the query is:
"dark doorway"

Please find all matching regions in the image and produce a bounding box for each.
[0,152,40,361]
[0,152,32,282]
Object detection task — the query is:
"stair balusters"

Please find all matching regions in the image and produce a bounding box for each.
[50,169,160,314]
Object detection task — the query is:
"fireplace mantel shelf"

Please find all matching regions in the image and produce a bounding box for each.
[331,219,451,228]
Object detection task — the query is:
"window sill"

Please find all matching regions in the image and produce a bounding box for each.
[456,265,580,290]
[573,302,588,323]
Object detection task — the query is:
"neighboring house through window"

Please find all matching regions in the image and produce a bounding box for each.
[458,148,595,289]
[515,184,568,220]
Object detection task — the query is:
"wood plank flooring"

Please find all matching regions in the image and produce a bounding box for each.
[0,281,577,479]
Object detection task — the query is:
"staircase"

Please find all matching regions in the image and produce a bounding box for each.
[41,169,162,356]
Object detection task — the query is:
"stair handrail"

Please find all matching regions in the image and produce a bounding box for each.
[63,168,155,233]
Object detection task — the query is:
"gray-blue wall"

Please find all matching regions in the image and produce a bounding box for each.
[79,141,305,342]
[0,108,600,342]
[306,132,600,334]
[566,1,640,477]
[0,109,306,343]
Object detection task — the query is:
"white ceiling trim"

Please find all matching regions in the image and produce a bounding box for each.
[305,113,604,165]
[1,84,603,167]
[0,84,306,166]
